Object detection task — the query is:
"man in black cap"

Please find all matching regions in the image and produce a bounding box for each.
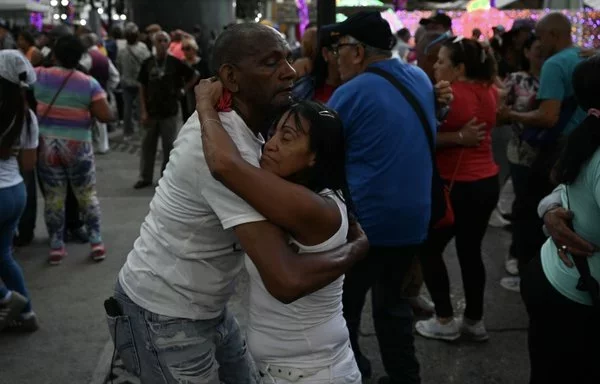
[419,11,452,34]
[326,11,439,384]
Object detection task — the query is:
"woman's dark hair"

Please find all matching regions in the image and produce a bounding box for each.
[553,56,600,185]
[271,100,355,217]
[312,29,334,90]
[0,76,26,160]
[519,33,538,72]
[53,35,85,69]
[442,37,497,83]
[18,30,36,47]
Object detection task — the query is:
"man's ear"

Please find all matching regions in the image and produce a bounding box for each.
[352,45,365,65]
[218,64,240,93]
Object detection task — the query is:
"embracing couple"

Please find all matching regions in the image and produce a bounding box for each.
[106,22,368,384]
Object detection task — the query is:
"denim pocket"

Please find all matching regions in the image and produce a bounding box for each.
[106,314,141,377]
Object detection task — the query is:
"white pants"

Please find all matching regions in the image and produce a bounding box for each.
[258,344,361,384]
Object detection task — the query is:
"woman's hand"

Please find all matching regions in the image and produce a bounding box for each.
[195,78,223,114]
[458,118,486,147]
[435,81,453,106]
[544,208,597,267]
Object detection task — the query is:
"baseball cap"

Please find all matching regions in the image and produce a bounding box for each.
[492,25,506,33]
[419,12,452,30]
[324,11,395,51]
[0,50,36,88]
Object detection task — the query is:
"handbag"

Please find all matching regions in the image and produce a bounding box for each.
[564,186,600,310]
[365,67,458,229]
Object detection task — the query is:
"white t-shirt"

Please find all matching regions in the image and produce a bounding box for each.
[0,110,39,189]
[246,190,351,369]
[119,111,266,320]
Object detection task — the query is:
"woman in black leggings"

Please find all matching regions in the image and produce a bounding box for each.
[415,37,500,342]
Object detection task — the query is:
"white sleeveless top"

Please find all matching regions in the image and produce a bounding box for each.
[245,189,350,369]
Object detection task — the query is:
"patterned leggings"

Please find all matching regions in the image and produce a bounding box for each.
[37,137,102,249]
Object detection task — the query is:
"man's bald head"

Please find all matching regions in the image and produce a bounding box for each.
[212,22,287,72]
[536,12,573,58]
[537,12,571,37]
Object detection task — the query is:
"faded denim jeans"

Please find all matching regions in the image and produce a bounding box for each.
[107,281,260,384]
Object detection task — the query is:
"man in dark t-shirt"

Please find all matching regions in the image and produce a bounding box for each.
[134,31,198,189]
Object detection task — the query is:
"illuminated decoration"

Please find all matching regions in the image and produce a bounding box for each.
[394,10,600,48]
[336,13,348,22]
[380,8,404,32]
[29,0,43,30]
[466,0,490,12]
[297,0,309,36]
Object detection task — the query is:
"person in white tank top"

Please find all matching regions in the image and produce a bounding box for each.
[196,79,363,383]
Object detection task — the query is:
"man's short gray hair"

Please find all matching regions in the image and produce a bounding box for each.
[153,31,171,44]
[80,33,98,49]
[346,35,392,59]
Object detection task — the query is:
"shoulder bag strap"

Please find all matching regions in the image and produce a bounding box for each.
[127,46,142,65]
[364,67,463,188]
[40,70,75,124]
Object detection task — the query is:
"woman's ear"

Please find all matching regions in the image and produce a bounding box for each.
[218,64,239,93]
[308,152,317,167]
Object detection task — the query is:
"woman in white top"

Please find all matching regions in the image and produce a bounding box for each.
[196,80,362,383]
[0,50,39,332]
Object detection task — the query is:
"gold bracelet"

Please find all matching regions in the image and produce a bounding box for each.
[201,118,222,128]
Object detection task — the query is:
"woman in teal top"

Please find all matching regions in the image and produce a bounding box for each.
[520,55,600,384]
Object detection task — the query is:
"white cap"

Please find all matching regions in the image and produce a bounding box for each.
[0,50,36,88]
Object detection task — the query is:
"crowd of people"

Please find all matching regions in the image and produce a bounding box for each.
[0,9,599,384]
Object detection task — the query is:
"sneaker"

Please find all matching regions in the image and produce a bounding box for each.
[505,258,519,276]
[91,244,106,262]
[6,313,39,333]
[415,317,460,341]
[48,247,67,265]
[459,317,489,342]
[500,276,521,293]
[0,292,28,332]
[409,295,435,316]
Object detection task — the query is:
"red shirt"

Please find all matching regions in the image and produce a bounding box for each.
[314,83,336,104]
[436,81,499,182]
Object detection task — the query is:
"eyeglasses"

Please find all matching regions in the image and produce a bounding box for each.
[331,43,361,57]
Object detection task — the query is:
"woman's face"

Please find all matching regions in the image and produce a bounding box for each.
[260,111,316,178]
[182,44,196,61]
[434,46,463,83]
[524,40,543,71]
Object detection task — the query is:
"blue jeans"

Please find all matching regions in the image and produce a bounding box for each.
[0,182,31,312]
[107,281,260,384]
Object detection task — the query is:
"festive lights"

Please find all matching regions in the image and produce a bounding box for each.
[297,0,309,37]
[392,10,600,48]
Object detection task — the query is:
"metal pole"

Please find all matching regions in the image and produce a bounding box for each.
[107,0,113,28]
[317,0,336,29]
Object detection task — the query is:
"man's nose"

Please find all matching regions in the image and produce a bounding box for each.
[281,60,296,81]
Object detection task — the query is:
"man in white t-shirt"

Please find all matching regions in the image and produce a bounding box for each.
[107,23,368,384]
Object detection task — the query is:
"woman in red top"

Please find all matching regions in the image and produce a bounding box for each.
[416,37,500,343]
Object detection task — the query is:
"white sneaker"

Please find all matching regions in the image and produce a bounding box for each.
[505,258,519,276]
[459,317,489,342]
[500,276,521,293]
[415,317,460,341]
[408,295,435,315]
